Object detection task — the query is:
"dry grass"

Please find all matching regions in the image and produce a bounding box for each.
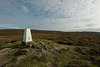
[0,29,100,67]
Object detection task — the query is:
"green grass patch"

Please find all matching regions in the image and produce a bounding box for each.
[32,39,57,50]
[68,59,97,67]
[18,52,53,67]
[33,39,52,44]
[56,47,97,67]
[0,41,22,50]
[56,48,73,67]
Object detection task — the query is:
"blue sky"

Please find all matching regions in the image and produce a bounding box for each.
[0,0,100,31]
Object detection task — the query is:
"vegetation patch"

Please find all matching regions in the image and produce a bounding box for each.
[68,59,96,67]
[0,29,100,67]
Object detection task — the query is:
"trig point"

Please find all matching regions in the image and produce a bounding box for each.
[23,28,32,43]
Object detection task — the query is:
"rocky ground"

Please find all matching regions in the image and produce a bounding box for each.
[0,39,99,67]
[0,39,66,67]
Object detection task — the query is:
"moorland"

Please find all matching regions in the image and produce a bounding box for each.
[0,29,100,67]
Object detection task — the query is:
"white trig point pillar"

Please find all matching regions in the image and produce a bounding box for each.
[23,28,32,43]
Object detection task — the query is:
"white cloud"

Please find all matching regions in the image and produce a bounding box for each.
[22,6,28,13]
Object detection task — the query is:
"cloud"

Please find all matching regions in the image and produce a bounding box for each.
[22,6,28,13]
[0,24,21,29]
[0,0,100,31]
[0,0,99,19]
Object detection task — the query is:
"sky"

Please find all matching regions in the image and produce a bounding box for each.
[0,0,100,32]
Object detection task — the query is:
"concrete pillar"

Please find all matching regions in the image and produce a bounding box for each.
[23,28,32,43]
